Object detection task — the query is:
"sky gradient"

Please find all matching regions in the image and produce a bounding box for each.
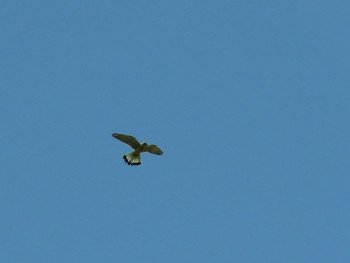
[2,1,350,262]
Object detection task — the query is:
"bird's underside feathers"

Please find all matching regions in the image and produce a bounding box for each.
[123,152,141,166]
[112,133,163,166]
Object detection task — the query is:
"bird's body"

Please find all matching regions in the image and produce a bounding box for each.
[134,142,148,154]
[112,133,163,166]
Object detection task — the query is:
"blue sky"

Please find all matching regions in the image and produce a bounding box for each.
[1,1,349,262]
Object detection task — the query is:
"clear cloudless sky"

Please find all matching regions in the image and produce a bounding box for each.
[1,1,349,262]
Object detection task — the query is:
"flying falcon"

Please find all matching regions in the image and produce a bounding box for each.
[112,133,163,166]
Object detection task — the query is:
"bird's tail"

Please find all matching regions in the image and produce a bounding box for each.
[123,152,141,166]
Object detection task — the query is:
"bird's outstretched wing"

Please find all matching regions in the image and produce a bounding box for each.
[142,144,163,155]
[112,133,141,149]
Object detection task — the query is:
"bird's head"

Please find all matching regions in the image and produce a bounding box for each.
[141,142,147,146]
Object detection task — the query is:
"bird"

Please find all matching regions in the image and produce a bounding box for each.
[112,133,163,166]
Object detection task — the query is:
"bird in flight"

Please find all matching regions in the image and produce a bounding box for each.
[112,133,163,166]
